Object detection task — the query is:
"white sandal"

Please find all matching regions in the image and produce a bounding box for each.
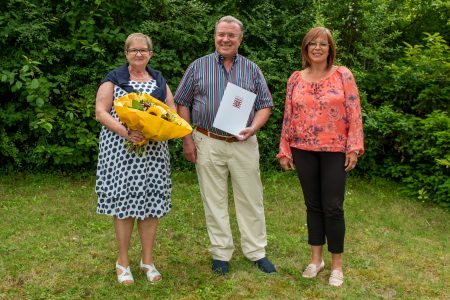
[115,262,134,285]
[140,260,162,283]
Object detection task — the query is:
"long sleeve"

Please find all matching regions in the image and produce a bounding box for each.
[277,71,301,160]
[339,67,364,155]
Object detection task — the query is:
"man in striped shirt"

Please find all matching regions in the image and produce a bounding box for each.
[174,15,275,275]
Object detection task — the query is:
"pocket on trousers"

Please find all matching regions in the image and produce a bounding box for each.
[193,130,210,160]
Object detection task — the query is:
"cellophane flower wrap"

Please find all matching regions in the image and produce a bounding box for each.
[114,92,192,153]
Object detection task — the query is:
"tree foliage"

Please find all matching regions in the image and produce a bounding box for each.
[0,0,449,207]
[367,33,450,116]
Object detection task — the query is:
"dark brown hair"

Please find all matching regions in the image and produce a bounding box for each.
[301,27,336,69]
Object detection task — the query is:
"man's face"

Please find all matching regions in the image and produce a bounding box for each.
[214,21,243,59]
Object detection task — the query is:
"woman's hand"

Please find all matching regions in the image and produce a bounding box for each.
[127,129,145,144]
[279,157,295,171]
[345,151,358,172]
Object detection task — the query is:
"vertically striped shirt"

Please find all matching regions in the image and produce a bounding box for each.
[174,51,273,136]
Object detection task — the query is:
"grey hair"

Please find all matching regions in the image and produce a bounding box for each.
[124,33,153,54]
[215,15,244,37]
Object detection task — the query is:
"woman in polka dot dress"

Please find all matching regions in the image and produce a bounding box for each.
[95,33,175,285]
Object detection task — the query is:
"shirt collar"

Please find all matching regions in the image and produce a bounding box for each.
[214,50,239,65]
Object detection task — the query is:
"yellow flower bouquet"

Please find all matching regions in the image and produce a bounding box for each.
[114,92,192,154]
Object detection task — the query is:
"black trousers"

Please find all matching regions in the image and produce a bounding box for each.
[291,149,347,254]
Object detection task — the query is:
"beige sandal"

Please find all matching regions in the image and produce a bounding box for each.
[329,269,344,287]
[116,261,134,285]
[302,260,324,278]
[140,260,162,283]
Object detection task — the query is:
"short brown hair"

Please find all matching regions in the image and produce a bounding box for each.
[301,27,336,69]
[124,33,153,54]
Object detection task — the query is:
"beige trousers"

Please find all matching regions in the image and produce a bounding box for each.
[193,129,267,261]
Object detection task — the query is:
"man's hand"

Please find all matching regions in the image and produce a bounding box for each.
[182,135,197,163]
[236,126,256,141]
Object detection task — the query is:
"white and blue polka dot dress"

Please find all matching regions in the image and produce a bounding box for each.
[95,80,171,220]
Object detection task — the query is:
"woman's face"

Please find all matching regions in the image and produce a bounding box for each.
[307,32,330,66]
[125,39,152,69]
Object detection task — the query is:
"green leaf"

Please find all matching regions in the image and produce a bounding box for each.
[12,81,22,92]
[42,122,53,133]
[36,97,45,107]
[65,111,74,120]
[31,79,40,89]
[21,65,30,73]
[131,99,145,111]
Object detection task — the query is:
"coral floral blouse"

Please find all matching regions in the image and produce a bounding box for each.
[277,66,364,160]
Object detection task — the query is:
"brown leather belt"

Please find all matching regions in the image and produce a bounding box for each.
[196,127,239,143]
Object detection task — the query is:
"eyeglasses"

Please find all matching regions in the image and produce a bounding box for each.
[127,48,152,55]
[308,42,330,48]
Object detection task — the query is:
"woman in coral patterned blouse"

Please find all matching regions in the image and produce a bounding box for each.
[277,27,364,287]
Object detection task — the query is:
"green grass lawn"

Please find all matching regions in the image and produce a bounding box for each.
[0,171,448,299]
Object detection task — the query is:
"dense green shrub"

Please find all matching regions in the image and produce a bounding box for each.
[0,0,148,170]
[361,106,450,208]
[0,0,449,208]
[358,32,450,208]
[366,33,450,116]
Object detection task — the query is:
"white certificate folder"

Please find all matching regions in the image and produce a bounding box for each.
[212,82,256,136]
